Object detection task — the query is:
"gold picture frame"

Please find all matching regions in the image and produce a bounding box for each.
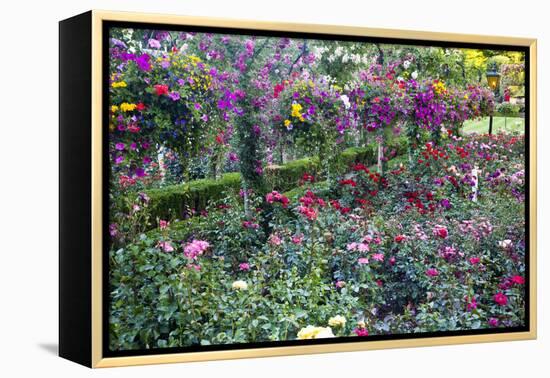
[59,9,537,368]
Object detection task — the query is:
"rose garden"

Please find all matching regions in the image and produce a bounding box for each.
[106,28,527,350]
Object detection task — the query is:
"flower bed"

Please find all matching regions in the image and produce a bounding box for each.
[109,133,526,350]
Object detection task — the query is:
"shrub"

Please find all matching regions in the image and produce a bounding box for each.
[146,173,241,221]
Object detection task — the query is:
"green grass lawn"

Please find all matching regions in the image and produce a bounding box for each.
[462,116,525,134]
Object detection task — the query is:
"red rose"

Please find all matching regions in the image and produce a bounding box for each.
[394,235,406,243]
[154,84,169,96]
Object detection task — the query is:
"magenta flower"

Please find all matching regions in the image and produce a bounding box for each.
[493,292,508,306]
[159,220,169,230]
[136,53,152,72]
[358,257,369,265]
[353,328,369,337]
[488,318,499,327]
[465,296,477,311]
[372,253,384,262]
[469,257,481,265]
[426,268,439,277]
[239,262,250,271]
[510,275,525,285]
[115,143,125,151]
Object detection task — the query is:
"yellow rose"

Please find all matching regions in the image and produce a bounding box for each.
[297,325,335,339]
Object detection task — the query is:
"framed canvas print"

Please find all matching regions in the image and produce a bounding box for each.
[59,10,537,368]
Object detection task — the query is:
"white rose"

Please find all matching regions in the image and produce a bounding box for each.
[411,71,418,80]
[231,280,248,290]
[403,60,411,69]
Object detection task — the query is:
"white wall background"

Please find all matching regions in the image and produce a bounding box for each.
[0,0,547,376]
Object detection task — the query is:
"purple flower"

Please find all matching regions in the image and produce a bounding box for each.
[245,39,255,55]
[168,91,180,101]
[194,103,202,110]
[143,156,152,164]
[115,155,124,165]
[130,142,137,150]
[252,124,261,135]
[440,198,451,209]
[136,54,151,72]
[110,38,126,48]
[228,152,239,162]
[115,143,125,151]
[201,114,209,122]
[135,167,146,177]
[141,141,150,150]
[109,223,118,237]
[148,38,161,48]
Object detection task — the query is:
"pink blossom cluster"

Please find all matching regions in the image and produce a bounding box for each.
[458,219,494,240]
[183,239,210,260]
[438,245,463,262]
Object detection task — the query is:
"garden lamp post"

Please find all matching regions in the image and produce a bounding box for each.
[442,63,450,78]
[486,62,501,135]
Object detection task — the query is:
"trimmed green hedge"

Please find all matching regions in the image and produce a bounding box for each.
[146,172,241,221]
[145,138,408,222]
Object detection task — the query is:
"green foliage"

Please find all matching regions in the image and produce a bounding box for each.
[496,102,521,116]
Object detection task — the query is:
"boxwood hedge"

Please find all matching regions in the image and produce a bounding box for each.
[144,138,407,222]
